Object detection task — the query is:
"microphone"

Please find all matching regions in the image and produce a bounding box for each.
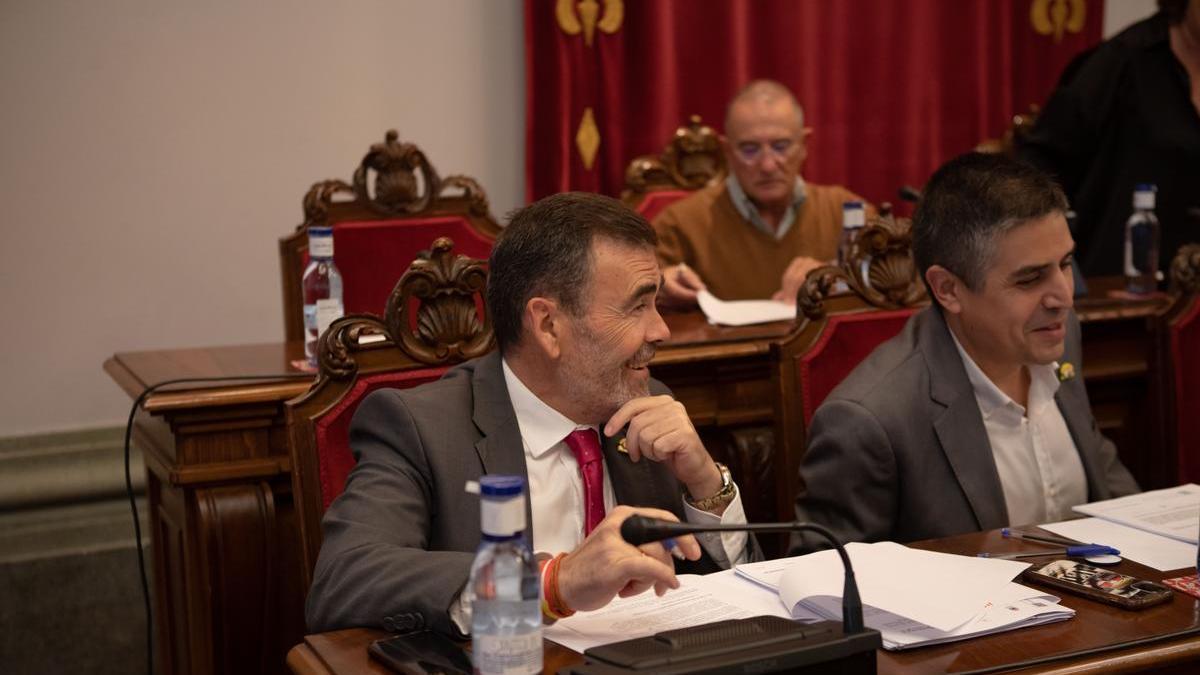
[621,516,867,635]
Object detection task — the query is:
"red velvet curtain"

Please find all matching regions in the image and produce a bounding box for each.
[526,0,1103,207]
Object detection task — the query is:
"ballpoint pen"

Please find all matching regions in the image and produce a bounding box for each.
[1001,528,1097,548]
[978,544,1121,560]
[661,537,687,560]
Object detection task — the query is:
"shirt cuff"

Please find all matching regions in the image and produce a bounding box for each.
[682,483,749,567]
[449,589,471,636]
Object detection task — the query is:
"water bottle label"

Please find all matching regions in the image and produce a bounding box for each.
[473,633,543,675]
[481,495,526,537]
[309,236,334,259]
[842,206,865,228]
[315,298,343,335]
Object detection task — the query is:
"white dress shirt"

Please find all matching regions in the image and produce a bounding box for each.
[951,335,1088,526]
[502,359,750,564]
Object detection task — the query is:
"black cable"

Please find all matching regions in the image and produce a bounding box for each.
[123,373,312,675]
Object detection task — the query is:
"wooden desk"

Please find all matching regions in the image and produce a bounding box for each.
[104,287,1169,675]
[286,529,1200,675]
[103,314,791,675]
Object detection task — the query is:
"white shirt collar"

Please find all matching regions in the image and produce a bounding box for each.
[949,329,1061,420]
[501,358,596,459]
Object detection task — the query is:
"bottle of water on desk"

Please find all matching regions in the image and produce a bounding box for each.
[468,475,541,675]
[302,226,343,367]
[1124,184,1160,295]
[839,201,867,289]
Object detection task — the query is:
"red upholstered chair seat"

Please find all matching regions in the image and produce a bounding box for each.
[312,367,447,509]
[797,309,916,426]
[1172,298,1200,483]
[634,190,692,222]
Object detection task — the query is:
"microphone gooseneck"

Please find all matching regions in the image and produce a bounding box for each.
[619,516,866,635]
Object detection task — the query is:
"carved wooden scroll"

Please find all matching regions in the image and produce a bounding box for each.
[796,204,928,321]
[622,115,727,199]
[316,237,494,379]
[1170,243,1200,295]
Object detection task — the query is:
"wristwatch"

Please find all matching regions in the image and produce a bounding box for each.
[685,462,736,512]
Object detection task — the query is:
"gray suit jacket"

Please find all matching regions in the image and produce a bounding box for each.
[306,351,733,636]
[790,307,1139,553]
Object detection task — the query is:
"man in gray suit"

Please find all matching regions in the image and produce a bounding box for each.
[791,152,1139,553]
[307,192,753,637]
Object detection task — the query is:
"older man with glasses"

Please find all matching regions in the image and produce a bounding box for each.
[654,79,872,307]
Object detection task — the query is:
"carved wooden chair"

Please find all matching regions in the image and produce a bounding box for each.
[279,130,502,342]
[621,115,727,221]
[285,237,494,584]
[1151,244,1200,485]
[976,105,1040,156]
[757,208,928,550]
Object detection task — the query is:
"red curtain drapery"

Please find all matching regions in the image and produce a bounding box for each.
[525,0,1103,207]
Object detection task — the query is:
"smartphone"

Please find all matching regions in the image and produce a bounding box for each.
[367,631,473,675]
[1022,559,1174,610]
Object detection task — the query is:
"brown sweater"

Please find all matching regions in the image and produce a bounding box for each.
[652,182,867,300]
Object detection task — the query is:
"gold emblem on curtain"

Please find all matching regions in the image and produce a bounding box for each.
[1030,0,1086,43]
[576,107,601,170]
[556,0,623,47]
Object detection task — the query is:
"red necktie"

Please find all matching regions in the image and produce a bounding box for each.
[564,429,606,536]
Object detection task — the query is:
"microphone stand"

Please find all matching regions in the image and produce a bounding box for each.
[620,517,866,634]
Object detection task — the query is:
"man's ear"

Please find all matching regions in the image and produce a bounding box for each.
[925,265,966,315]
[524,296,564,360]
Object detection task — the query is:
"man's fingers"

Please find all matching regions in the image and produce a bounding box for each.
[604,396,671,436]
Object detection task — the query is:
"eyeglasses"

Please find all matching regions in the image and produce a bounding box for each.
[733,138,800,164]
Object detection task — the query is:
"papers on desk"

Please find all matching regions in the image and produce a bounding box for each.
[737,542,1072,650]
[1072,483,1200,544]
[696,290,795,326]
[1040,517,1198,571]
[544,542,1073,654]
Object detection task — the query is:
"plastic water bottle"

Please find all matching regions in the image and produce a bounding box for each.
[302,226,343,366]
[838,201,866,268]
[467,476,542,675]
[1123,184,1160,295]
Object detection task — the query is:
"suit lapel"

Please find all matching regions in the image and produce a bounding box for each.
[1054,315,1109,500]
[920,309,1010,530]
[470,351,535,534]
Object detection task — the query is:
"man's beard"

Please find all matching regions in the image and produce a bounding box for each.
[560,330,656,425]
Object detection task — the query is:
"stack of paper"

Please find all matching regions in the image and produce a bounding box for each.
[545,541,1073,653]
[697,290,794,326]
[1072,483,1200,544]
[736,542,1073,650]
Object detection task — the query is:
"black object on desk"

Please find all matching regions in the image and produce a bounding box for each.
[368,631,473,674]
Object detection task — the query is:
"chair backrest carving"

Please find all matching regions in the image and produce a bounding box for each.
[622,115,727,221]
[761,210,928,543]
[280,130,501,342]
[976,104,1040,156]
[286,237,494,583]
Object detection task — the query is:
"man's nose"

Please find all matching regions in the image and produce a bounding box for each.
[1044,265,1074,310]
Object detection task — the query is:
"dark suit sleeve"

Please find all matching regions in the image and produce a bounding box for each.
[305,389,474,637]
[790,399,898,554]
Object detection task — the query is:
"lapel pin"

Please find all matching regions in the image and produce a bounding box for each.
[1057,362,1076,382]
[617,438,628,454]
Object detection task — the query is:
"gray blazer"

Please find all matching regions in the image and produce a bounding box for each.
[790,307,1139,553]
[306,351,733,636]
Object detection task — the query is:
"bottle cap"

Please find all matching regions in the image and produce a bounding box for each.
[308,226,335,259]
[477,475,526,537]
[1133,185,1156,210]
[842,201,865,228]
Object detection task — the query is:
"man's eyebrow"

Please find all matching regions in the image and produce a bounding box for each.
[625,281,659,307]
[1010,249,1075,279]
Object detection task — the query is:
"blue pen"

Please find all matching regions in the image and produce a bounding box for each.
[978,544,1120,560]
[661,538,686,560]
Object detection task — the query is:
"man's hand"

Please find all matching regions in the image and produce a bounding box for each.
[556,506,701,612]
[604,396,723,502]
[771,255,825,304]
[657,263,706,310]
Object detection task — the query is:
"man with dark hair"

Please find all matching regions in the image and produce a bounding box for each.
[1018,0,1200,277]
[307,192,753,637]
[790,152,1138,553]
[654,79,870,306]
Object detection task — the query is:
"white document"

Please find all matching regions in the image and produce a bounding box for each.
[697,289,795,326]
[1041,517,1199,571]
[1073,483,1200,544]
[773,542,1029,633]
[543,569,805,654]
